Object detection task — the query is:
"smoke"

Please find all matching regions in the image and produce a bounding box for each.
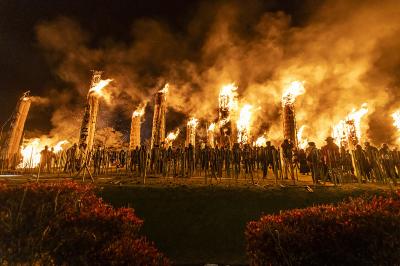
[33,0,400,146]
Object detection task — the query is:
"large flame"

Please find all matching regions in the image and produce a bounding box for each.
[19,138,69,168]
[187,117,199,128]
[297,125,308,150]
[392,110,400,130]
[392,110,400,143]
[165,128,180,146]
[237,104,253,144]
[208,122,216,132]
[333,103,368,147]
[219,83,238,110]
[159,83,169,94]
[282,81,305,106]
[219,83,238,126]
[133,103,146,117]
[254,136,267,147]
[89,79,113,95]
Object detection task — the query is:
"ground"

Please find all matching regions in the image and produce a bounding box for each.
[0,174,394,265]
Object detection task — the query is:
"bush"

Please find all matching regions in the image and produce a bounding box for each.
[0,181,169,265]
[246,191,400,266]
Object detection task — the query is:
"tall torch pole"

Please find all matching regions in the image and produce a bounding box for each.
[1,91,32,168]
[281,81,305,147]
[78,71,112,154]
[130,104,145,149]
[151,84,168,149]
[207,123,215,148]
[218,84,237,147]
[186,118,198,147]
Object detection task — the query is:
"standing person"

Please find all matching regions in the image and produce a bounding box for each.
[379,144,397,184]
[306,142,320,184]
[265,141,275,177]
[364,142,380,181]
[40,146,49,173]
[224,146,232,179]
[354,144,369,181]
[139,145,148,182]
[298,149,309,175]
[47,147,56,173]
[64,143,77,173]
[281,139,294,182]
[321,137,340,184]
[233,143,241,180]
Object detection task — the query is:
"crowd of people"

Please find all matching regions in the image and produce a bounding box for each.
[43,136,400,185]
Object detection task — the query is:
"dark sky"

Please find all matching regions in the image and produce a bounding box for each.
[0,0,317,132]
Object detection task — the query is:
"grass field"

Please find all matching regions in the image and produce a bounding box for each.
[99,181,391,265]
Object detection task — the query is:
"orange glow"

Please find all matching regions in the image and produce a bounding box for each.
[297,125,308,149]
[237,104,253,144]
[19,139,69,168]
[254,136,267,147]
[89,79,113,95]
[282,81,305,106]
[333,103,368,147]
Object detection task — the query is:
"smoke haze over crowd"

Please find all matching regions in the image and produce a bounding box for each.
[1,0,400,146]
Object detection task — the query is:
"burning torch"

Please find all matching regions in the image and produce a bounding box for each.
[130,103,146,149]
[218,83,238,147]
[281,81,305,147]
[78,71,112,154]
[207,123,216,148]
[1,91,32,166]
[151,84,168,149]
[186,117,198,147]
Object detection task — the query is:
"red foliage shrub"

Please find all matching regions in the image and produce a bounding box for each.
[0,181,169,265]
[246,191,400,266]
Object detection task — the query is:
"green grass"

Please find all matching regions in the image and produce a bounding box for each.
[99,184,389,265]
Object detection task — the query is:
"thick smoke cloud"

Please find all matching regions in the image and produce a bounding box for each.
[34,0,400,146]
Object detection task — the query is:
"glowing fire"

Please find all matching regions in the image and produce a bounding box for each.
[333,103,368,147]
[297,125,308,149]
[254,136,267,147]
[392,110,400,130]
[159,83,169,94]
[237,104,253,144]
[282,81,305,106]
[89,79,113,95]
[208,123,216,132]
[19,139,69,168]
[187,117,199,128]
[133,103,146,117]
[219,83,238,126]
[166,128,180,144]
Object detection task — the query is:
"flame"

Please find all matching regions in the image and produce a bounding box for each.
[19,138,69,168]
[166,129,180,144]
[333,103,368,147]
[392,110,400,130]
[133,103,146,117]
[255,136,267,147]
[219,83,238,126]
[159,83,169,94]
[297,125,308,149]
[237,104,253,144]
[187,117,199,128]
[89,79,113,95]
[282,81,305,106]
[208,123,216,131]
